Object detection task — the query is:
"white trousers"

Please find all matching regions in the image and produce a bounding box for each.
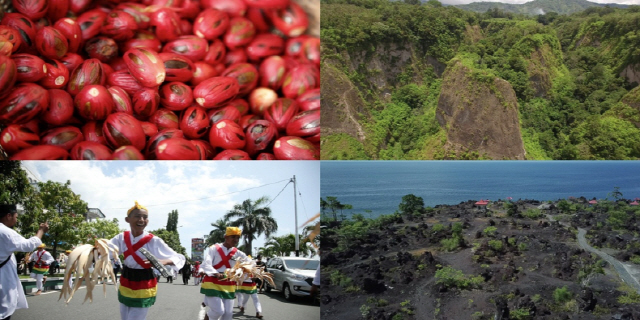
[30,273,44,290]
[119,304,149,320]
[204,296,234,320]
[238,292,262,313]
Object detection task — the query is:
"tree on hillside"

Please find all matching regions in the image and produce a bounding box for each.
[206,218,230,246]
[322,196,352,221]
[0,161,44,233]
[398,194,425,216]
[149,228,187,256]
[224,197,278,257]
[166,209,179,232]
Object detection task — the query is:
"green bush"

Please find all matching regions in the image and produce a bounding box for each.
[483,226,497,237]
[510,308,531,320]
[523,209,542,219]
[435,266,484,290]
[432,223,445,232]
[553,286,572,304]
[441,237,461,251]
[488,240,503,251]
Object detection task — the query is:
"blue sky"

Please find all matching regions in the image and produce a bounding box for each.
[22,161,320,257]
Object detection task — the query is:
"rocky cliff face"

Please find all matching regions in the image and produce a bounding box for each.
[436,60,526,159]
[321,62,368,141]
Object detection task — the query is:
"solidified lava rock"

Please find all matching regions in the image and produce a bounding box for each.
[580,288,597,312]
[363,277,386,293]
[494,296,510,320]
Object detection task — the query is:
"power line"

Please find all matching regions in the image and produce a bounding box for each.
[266,179,292,207]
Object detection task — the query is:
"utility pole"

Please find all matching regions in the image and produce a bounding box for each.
[293,175,299,257]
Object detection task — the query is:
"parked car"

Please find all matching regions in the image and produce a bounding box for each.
[264,257,319,301]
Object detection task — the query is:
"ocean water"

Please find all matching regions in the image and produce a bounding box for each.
[321,161,640,218]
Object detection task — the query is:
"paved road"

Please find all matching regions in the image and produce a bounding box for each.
[11,281,319,320]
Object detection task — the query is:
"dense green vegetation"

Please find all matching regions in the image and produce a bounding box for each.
[322,0,640,160]
[455,0,628,16]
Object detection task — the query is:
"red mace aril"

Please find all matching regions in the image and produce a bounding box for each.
[149,108,179,131]
[192,9,229,41]
[245,7,270,33]
[244,119,277,156]
[0,36,15,56]
[108,86,133,114]
[282,64,318,99]
[191,61,219,86]
[296,88,319,111]
[82,121,107,145]
[101,62,115,79]
[224,48,247,65]
[21,118,42,135]
[123,47,166,87]
[67,58,106,96]
[239,113,260,130]
[13,53,47,82]
[110,57,128,72]
[258,56,285,90]
[9,145,69,159]
[283,35,308,58]
[0,26,22,53]
[112,145,145,159]
[0,83,49,125]
[300,37,320,66]
[132,87,160,119]
[53,19,82,54]
[159,82,193,111]
[246,34,285,61]
[101,10,138,42]
[160,53,195,82]
[0,55,18,100]
[256,153,276,160]
[286,109,319,142]
[107,70,145,96]
[203,39,226,65]
[41,89,73,125]
[249,87,278,116]
[273,136,318,160]
[59,53,84,74]
[264,97,298,132]
[84,37,118,62]
[74,85,114,120]
[224,98,250,115]
[155,137,200,160]
[117,3,151,30]
[190,139,215,160]
[121,31,163,53]
[205,0,247,18]
[77,9,108,41]
[69,0,92,15]
[223,17,255,50]
[145,128,184,159]
[39,59,69,89]
[140,121,158,137]
[46,0,69,22]
[269,2,308,37]
[213,149,250,160]
[221,63,258,95]
[103,112,146,150]
[193,76,239,108]
[12,0,48,21]
[70,141,112,160]
[209,119,245,150]
[179,105,209,139]
[1,13,37,54]
[40,126,83,150]
[207,105,241,125]
[243,0,289,9]
[179,20,193,36]
[178,0,201,20]
[149,8,182,43]
[152,0,184,9]
[162,36,209,63]
[0,125,40,154]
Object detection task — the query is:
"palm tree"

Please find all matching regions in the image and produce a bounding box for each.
[206,218,230,246]
[224,196,277,256]
[264,235,295,257]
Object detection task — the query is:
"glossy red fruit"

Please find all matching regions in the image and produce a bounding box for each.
[212,149,250,160]
[40,126,83,150]
[46,0,69,22]
[75,85,114,120]
[21,119,42,135]
[179,19,193,36]
[191,61,219,86]
[69,0,92,14]
[255,152,276,160]
[296,88,319,111]
[246,34,284,61]
[224,48,247,65]
[264,98,298,132]
[35,26,67,60]
[223,98,250,115]
[209,119,245,150]
[203,39,226,65]
[101,59,115,80]
[41,89,73,125]
[108,86,133,114]
[67,58,106,96]
[190,139,215,160]
[82,121,107,145]
[205,0,246,17]
[0,26,22,53]
[0,55,18,100]
[132,88,160,119]
[179,105,209,139]
[178,0,201,19]
[121,31,163,53]
[13,53,47,82]
[192,9,229,40]
[221,63,258,95]
[244,119,277,156]
[76,9,108,41]
[145,128,184,159]
[245,7,270,33]
[39,59,69,89]
[0,125,40,154]
[9,145,69,159]
[258,56,285,90]
[153,137,199,160]
[117,3,151,30]
[149,108,179,131]
[0,36,13,56]
[223,17,255,50]
[140,121,158,137]
[159,82,193,111]
[1,13,37,54]
[239,114,260,130]
[107,70,145,96]
[84,37,118,62]
[12,0,48,21]
[162,36,209,63]
[59,53,84,74]
[193,76,239,108]
[282,64,318,99]
[52,18,82,54]
[0,83,49,125]
[103,112,146,150]
[249,87,277,116]
[269,2,308,37]
[300,37,320,67]
[160,53,195,82]
[70,141,112,160]
[286,109,319,142]
[112,145,145,159]
[207,105,241,125]
[123,48,166,87]
[101,10,138,41]
[149,8,182,42]
[273,136,317,160]
[243,0,289,9]
[284,35,309,58]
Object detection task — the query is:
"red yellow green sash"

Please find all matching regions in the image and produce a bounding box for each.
[201,276,236,299]
[32,263,49,274]
[118,267,158,308]
[237,281,257,294]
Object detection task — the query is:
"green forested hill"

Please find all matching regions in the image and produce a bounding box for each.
[321,0,640,160]
[455,0,628,16]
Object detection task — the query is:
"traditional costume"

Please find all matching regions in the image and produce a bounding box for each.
[108,202,185,320]
[29,244,54,294]
[236,265,263,319]
[200,227,247,320]
[0,205,43,319]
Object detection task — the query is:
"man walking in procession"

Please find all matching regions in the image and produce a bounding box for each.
[0,204,49,320]
[30,243,54,295]
[200,227,247,320]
